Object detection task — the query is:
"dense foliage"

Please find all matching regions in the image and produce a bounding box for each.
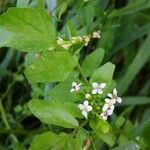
[0,0,150,150]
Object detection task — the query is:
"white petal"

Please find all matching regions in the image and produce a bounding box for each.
[107,109,113,115]
[78,104,84,110]
[100,113,107,120]
[82,110,87,118]
[108,93,113,98]
[72,82,77,86]
[102,104,109,111]
[70,88,75,92]
[78,83,82,86]
[98,89,103,94]
[117,97,122,103]
[110,98,116,104]
[83,100,89,107]
[92,89,98,94]
[76,86,80,91]
[113,88,117,96]
[103,115,108,120]
[86,105,92,112]
[105,98,110,103]
[100,83,106,89]
[92,82,99,88]
[110,104,114,110]
[100,112,104,118]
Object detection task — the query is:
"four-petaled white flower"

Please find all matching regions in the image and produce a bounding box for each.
[102,98,115,112]
[70,82,82,92]
[78,100,92,118]
[92,30,101,39]
[92,82,106,95]
[107,88,122,103]
[100,109,113,120]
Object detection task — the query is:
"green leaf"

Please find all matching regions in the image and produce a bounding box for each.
[29,132,80,150]
[98,20,117,52]
[25,51,77,83]
[28,99,79,128]
[110,0,150,17]
[113,141,140,150]
[90,117,115,146]
[115,116,125,129]
[67,21,77,37]
[58,0,68,19]
[84,4,95,32]
[0,8,56,52]
[82,48,105,77]
[90,117,109,134]
[123,120,134,138]
[117,35,150,95]
[121,97,150,105]
[90,62,115,83]
[112,23,150,54]
[47,73,79,102]
[141,121,150,147]
[29,132,62,150]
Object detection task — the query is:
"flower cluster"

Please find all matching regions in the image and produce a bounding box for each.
[57,30,101,49]
[70,81,122,120]
[100,88,122,120]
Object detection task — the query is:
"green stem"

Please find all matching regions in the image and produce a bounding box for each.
[91,137,96,150]
[77,63,88,84]
[1,81,15,101]
[0,100,18,143]
[70,120,87,137]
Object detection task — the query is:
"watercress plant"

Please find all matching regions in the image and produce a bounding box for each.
[0,0,149,149]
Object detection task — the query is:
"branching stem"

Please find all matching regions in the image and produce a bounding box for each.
[77,63,88,84]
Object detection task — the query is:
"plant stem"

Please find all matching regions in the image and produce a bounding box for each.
[70,120,87,137]
[91,137,96,150]
[77,63,88,84]
[0,100,18,143]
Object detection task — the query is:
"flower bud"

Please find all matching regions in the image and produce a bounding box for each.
[85,93,91,99]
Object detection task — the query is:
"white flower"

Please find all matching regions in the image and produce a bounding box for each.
[102,98,115,112]
[107,88,122,103]
[85,93,91,99]
[70,82,82,92]
[92,82,106,95]
[83,35,91,46]
[78,100,92,118]
[71,36,83,43]
[92,30,101,39]
[57,37,72,49]
[100,109,113,121]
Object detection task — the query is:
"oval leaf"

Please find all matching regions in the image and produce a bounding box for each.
[0,8,56,52]
[90,62,115,83]
[28,99,79,128]
[25,51,77,83]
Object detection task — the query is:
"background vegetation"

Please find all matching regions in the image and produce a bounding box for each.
[0,0,150,149]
